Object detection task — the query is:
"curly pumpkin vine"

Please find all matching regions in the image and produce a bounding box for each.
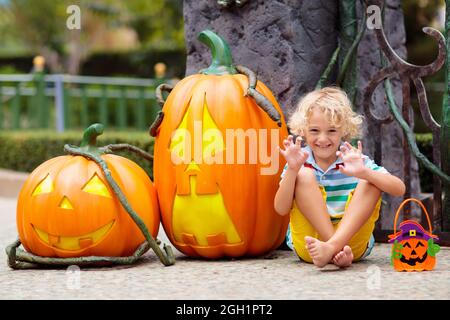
[6,123,175,269]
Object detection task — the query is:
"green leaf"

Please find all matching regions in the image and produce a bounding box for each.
[427,238,441,257]
[391,240,403,265]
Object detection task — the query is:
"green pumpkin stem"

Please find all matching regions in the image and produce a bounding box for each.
[198,30,238,75]
[80,123,104,149]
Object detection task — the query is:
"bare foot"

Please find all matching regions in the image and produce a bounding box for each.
[332,245,354,268]
[304,236,337,268]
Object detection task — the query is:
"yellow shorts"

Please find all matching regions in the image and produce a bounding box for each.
[290,186,381,263]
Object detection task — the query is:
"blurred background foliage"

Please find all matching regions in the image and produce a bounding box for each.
[0,0,185,77]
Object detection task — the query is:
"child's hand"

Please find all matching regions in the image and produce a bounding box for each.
[336,141,367,178]
[278,135,309,172]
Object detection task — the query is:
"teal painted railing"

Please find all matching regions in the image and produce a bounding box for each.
[0,73,170,131]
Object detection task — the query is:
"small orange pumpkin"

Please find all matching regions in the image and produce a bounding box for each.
[17,125,160,258]
[389,199,440,272]
[153,30,289,258]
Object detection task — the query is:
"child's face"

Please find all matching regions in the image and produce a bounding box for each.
[303,109,343,162]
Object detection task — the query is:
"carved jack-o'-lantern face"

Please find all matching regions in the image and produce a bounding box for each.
[169,100,241,249]
[17,154,160,258]
[30,172,115,251]
[154,30,289,258]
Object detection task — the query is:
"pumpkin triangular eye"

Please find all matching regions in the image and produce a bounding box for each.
[202,99,224,158]
[169,107,190,161]
[59,196,74,210]
[82,174,111,198]
[32,174,54,196]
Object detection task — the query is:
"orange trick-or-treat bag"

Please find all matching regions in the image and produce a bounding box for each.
[388,198,440,272]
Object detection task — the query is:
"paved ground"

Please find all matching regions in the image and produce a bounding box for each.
[1,194,449,300]
[0,169,28,198]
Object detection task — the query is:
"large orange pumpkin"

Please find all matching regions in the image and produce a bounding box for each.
[153,30,289,258]
[17,125,160,258]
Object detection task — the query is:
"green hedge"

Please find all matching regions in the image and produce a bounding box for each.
[0,131,438,192]
[0,130,154,179]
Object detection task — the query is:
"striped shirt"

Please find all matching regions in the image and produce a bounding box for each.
[281,144,388,218]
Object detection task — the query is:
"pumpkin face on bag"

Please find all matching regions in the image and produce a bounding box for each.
[389,220,439,271]
[153,30,289,258]
[17,153,160,258]
[399,238,428,265]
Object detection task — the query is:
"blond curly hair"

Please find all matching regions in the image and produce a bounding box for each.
[288,87,363,141]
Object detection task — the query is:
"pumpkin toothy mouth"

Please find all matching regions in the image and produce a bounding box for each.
[400,252,428,266]
[32,221,115,251]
